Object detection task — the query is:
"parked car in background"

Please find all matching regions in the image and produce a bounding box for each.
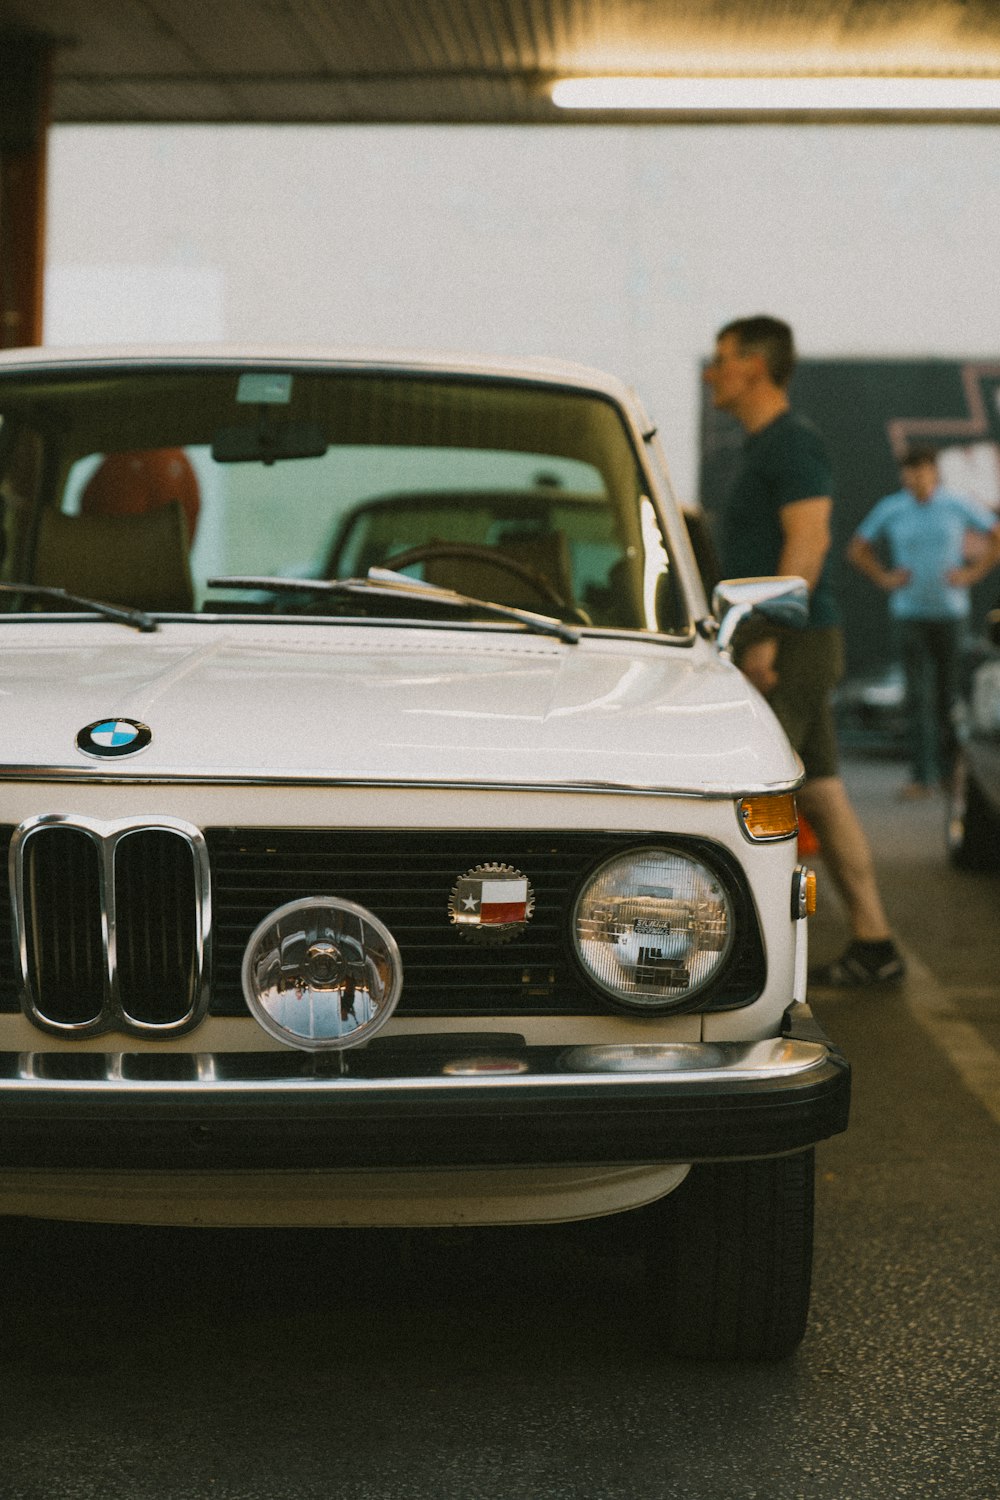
[0,345,849,1360]
[948,609,1000,869]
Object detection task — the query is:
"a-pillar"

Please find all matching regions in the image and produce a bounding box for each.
[0,31,53,349]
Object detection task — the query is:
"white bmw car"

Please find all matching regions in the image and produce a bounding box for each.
[0,345,848,1359]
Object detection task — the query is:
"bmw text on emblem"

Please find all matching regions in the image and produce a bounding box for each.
[76,718,152,758]
[449,862,535,945]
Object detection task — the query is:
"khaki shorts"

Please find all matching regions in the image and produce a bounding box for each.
[768,626,845,781]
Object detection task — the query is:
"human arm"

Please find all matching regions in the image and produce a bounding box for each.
[734,496,829,698]
[732,426,830,694]
[736,635,780,697]
[946,523,1000,588]
[846,532,911,592]
[777,496,832,591]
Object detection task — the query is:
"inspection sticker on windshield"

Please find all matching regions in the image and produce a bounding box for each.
[237,372,293,404]
[449,863,534,944]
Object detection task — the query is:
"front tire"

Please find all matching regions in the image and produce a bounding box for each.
[947,757,1000,870]
[642,1150,815,1362]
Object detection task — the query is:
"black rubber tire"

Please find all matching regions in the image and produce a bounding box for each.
[642,1149,815,1362]
[0,1216,30,1358]
[947,759,1000,871]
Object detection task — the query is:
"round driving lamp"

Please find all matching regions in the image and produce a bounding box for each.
[241,896,403,1051]
[572,846,733,1011]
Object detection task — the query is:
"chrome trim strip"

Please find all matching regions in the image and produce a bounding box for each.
[9,814,212,1039]
[0,1039,828,1093]
[0,768,805,797]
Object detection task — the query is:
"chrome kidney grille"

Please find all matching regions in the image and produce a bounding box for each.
[10,816,211,1036]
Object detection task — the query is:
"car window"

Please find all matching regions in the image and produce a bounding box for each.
[0,367,688,633]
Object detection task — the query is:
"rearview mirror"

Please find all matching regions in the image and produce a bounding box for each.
[212,420,328,465]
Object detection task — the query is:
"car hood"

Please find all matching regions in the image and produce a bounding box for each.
[0,623,800,793]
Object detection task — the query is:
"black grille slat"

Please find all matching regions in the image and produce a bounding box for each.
[23,827,104,1025]
[1,823,202,1031]
[0,825,766,1023]
[115,831,199,1024]
[0,827,14,1010]
[205,829,764,1018]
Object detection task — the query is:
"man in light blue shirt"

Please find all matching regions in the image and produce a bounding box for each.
[848,445,1000,797]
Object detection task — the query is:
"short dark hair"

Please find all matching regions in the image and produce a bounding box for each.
[900,444,938,469]
[718,315,796,387]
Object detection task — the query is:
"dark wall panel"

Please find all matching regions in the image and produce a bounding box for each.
[699,359,1000,679]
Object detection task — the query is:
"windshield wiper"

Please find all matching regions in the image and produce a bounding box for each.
[207,568,581,644]
[0,583,158,632]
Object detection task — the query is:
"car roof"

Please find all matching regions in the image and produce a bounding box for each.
[0,343,647,414]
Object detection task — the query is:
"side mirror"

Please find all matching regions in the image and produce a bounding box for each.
[710,576,809,657]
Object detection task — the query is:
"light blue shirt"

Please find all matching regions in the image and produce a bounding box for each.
[855,487,997,620]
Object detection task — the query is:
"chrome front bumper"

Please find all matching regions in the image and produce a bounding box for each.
[0,1021,850,1172]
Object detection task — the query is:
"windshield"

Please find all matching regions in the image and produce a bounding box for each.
[0,364,688,634]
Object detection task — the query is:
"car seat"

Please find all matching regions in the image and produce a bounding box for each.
[32,500,195,613]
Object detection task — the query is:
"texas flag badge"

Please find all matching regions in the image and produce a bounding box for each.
[449,863,535,944]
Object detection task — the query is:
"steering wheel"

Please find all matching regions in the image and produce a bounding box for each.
[382,541,570,612]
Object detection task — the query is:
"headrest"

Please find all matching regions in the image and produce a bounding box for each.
[33,501,195,613]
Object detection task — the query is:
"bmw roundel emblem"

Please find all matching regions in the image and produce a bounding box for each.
[76,718,152,759]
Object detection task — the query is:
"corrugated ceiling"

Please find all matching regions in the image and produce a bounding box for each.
[4,0,1000,124]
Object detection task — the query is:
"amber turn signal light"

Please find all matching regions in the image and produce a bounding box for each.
[738,792,798,841]
[792,866,817,919]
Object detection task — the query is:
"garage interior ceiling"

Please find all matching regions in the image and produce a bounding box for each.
[5,0,1000,125]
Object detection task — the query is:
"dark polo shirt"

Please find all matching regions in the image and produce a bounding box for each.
[718,410,839,629]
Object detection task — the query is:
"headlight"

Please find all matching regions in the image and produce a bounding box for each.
[572,847,733,1010]
[241,897,402,1051]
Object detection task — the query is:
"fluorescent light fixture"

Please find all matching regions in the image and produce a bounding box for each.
[550,76,1000,111]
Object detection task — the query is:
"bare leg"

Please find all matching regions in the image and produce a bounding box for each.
[796,775,893,942]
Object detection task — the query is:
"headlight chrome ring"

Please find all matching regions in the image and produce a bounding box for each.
[572,846,734,1011]
[241,896,402,1051]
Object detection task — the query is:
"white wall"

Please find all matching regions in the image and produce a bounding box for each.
[44,124,1000,499]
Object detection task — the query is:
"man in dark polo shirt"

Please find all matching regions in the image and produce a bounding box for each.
[705,314,904,987]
